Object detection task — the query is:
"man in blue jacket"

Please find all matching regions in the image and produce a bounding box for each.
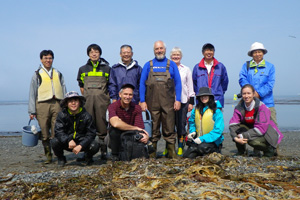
[192,43,229,107]
[140,40,182,158]
[108,45,142,104]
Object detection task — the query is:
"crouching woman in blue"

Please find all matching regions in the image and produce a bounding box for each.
[229,84,283,157]
[183,87,224,158]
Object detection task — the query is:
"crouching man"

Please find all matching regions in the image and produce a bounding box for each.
[107,84,150,161]
[51,91,100,167]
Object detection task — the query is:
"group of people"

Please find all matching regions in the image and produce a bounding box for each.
[28,40,283,167]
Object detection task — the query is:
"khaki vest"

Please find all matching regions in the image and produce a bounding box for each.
[37,68,64,102]
[195,108,215,137]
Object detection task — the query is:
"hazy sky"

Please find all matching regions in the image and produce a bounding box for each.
[0,0,299,101]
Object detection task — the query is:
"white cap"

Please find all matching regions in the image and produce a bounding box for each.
[248,42,268,56]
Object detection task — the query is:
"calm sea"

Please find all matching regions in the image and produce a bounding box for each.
[0,96,299,136]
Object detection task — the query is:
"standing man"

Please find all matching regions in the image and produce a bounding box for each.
[77,44,110,160]
[107,84,149,161]
[170,47,195,156]
[140,40,182,158]
[108,45,142,104]
[192,43,229,107]
[28,50,67,164]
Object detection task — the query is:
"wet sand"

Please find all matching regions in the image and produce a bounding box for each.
[0,131,299,176]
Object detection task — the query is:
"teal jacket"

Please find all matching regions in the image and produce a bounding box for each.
[189,101,224,146]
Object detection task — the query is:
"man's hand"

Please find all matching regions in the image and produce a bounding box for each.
[174,101,181,111]
[72,145,82,155]
[188,104,193,112]
[139,129,149,144]
[140,102,148,111]
[29,114,36,120]
[234,137,248,145]
[112,99,117,103]
[68,140,76,149]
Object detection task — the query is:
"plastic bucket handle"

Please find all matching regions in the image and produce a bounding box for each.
[143,109,152,121]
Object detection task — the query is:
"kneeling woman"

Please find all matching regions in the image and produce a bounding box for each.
[229,84,283,157]
[183,87,224,158]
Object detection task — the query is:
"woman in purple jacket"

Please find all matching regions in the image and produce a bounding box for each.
[229,84,283,157]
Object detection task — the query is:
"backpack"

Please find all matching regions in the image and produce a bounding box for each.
[119,130,149,161]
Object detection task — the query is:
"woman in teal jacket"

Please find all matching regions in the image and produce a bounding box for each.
[183,87,224,158]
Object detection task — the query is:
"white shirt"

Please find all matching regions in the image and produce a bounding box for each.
[204,60,213,74]
[178,64,195,103]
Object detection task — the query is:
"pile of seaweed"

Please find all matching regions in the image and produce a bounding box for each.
[1,153,300,199]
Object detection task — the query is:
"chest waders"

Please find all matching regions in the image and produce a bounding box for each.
[146,60,177,158]
[83,72,110,139]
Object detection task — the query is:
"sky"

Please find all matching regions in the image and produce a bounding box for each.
[0,0,299,101]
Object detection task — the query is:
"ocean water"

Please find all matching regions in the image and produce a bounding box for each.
[0,96,299,135]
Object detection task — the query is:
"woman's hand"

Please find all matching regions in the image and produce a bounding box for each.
[234,137,248,145]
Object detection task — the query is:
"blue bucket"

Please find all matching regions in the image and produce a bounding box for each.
[22,119,39,147]
[143,109,152,138]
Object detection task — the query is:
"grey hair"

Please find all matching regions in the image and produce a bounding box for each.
[153,40,167,50]
[170,47,182,57]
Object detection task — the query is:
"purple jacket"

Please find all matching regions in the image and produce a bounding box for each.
[108,60,142,104]
[229,97,283,148]
[192,58,229,107]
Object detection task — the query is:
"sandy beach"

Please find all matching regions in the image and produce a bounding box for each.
[0,131,299,175]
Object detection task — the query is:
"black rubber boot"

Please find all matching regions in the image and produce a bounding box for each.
[235,143,247,156]
[57,156,66,167]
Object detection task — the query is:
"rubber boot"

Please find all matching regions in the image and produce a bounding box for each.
[167,142,178,159]
[99,139,107,160]
[263,145,275,157]
[161,143,168,157]
[177,136,184,156]
[149,142,157,158]
[42,140,52,164]
[57,156,66,167]
[235,143,247,156]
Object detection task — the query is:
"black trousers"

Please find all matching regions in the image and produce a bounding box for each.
[51,137,100,158]
[175,103,189,137]
[183,142,220,159]
[109,127,124,156]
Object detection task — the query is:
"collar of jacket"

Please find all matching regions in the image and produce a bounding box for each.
[250,59,265,68]
[198,57,219,68]
[117,60,137,70]
[238,97,261,117]
[86,58,109,66]
[67,107,83,116]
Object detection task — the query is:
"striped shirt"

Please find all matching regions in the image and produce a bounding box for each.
[108,100,145,129]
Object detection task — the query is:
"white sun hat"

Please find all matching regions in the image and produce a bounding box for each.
[248,42,268,56]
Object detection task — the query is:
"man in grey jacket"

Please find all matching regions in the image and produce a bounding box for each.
[28,50,67,164]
